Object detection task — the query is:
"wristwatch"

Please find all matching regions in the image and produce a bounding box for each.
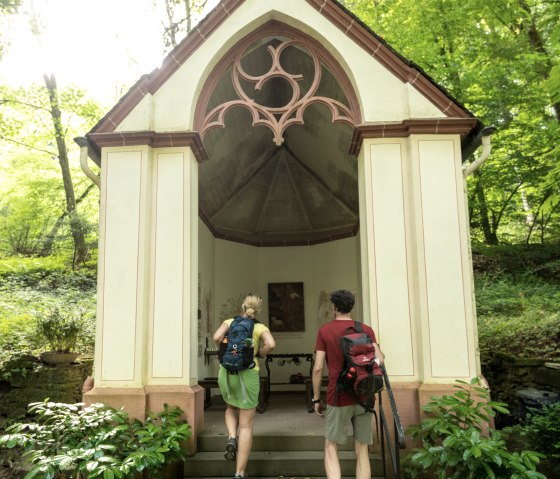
[311,397,321,404]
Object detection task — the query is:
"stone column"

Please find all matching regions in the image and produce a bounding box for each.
[84,145,203,451]
[144,147,203,450]
[84,146,152,419]
[359,138,423,432]
[358,134,480,428]
[407,135,479,405]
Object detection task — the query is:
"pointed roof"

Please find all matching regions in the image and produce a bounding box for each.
[82,0,483,247]
[87,0,478,141]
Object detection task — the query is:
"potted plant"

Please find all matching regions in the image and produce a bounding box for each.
[36,307,85,365]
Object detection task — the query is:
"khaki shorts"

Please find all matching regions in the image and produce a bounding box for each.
[325,404,373,445]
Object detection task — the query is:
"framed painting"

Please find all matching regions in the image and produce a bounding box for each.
[268,282,305,332]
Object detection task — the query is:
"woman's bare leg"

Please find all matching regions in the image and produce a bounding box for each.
[225,405,239,438]
[235,407,256,476]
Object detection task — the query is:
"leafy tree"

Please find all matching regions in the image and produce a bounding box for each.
[0,0,23,58]
[158,0,209,52]
[0,82,102,260]
[342,0,560,244]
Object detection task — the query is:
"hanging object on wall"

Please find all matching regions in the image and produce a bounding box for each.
[268,282,305,332]
[317,290,332,326]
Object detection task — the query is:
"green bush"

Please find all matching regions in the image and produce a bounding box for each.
[0,400,191,479]
[475,273,560,360]
[510,403,560,477]
[0,256,96,367]
[478,311,560,360]
[403,378,545,479]
[472,244,560,281]
[35,306,88,353]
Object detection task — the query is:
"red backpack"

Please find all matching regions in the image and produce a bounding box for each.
[336,321,383,411]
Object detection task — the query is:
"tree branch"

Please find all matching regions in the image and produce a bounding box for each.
[0,98,52,114]
[0,135,57,156]
[492,182,524,232]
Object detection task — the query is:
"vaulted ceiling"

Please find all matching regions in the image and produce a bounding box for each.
[198,32,360,246]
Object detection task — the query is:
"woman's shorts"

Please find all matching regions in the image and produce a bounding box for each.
[218,366,260,409]
[325,404,373,445]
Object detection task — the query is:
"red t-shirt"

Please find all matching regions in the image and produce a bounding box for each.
[315,319,377,407]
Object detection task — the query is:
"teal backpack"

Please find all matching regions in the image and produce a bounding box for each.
[218,316,256,373]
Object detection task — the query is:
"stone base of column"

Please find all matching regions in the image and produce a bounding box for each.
[83,386,147,420]
[418,383,459,413]
[145,384,205,454]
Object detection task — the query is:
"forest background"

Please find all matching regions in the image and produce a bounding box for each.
[0,1,559,477]
[0,0,559,369]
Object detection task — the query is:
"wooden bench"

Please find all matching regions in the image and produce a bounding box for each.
[199,376,269,413]
[305,377,329,412]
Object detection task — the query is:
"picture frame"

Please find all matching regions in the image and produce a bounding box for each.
[268,282,305,332]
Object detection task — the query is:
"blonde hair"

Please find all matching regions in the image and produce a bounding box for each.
[242,294,262,318]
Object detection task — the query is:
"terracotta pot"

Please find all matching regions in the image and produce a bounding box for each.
[40,351,80,365]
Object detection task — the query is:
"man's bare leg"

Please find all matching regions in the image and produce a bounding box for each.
[324,438,341,479]
[354,440,371,479]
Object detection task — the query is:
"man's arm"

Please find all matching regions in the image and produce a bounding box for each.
[374,343,385,365]
[312,350,326,416]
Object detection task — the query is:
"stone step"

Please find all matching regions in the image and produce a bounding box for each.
[198,434,360,452]
[184,451,384,478]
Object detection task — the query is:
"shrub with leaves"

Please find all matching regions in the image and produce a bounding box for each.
[35,306,88,353]
[510,402,560,478]
[475,273,560,360]
[403,378,545,479]
[0,400,191,479]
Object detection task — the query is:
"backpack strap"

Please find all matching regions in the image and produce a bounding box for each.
[344,321,362,335]
[363,371,376,412]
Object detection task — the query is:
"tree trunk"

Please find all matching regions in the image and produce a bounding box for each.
[40,184,95,257]
[473,171,499,245]
[43,73,89,265]
[517,0,560,122]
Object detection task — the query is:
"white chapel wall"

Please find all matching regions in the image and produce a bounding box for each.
[198,233,360,387]
[116,0,445,134]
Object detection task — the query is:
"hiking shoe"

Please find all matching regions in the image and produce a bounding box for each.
[233,475,247,478]
[224,437,237,461]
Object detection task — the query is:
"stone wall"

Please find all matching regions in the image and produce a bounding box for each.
[482,353,560,428]
[0,354,93,423]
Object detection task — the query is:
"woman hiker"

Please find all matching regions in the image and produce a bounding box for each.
[213,293,276,479]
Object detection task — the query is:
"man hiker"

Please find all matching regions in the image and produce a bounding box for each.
[312,289,385,479]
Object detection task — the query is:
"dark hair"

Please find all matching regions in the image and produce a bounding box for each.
[330,289,355,314]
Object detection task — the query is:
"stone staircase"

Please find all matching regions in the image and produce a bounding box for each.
[184,427,385,478]
[184,392,388,479]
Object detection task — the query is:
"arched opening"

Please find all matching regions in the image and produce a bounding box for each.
[195,22,365,392]
[195,21,362,246]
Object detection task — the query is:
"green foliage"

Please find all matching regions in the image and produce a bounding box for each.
[35,306,89,353]
[342,0,560,244]
[0,0,22,59]
[471,245,560,360]
[0,256,96,368]
[0,400,191,479]
[475,271,560,359]
[404,378,545,479]
[510,403,560,477]
[0,82,101,258]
